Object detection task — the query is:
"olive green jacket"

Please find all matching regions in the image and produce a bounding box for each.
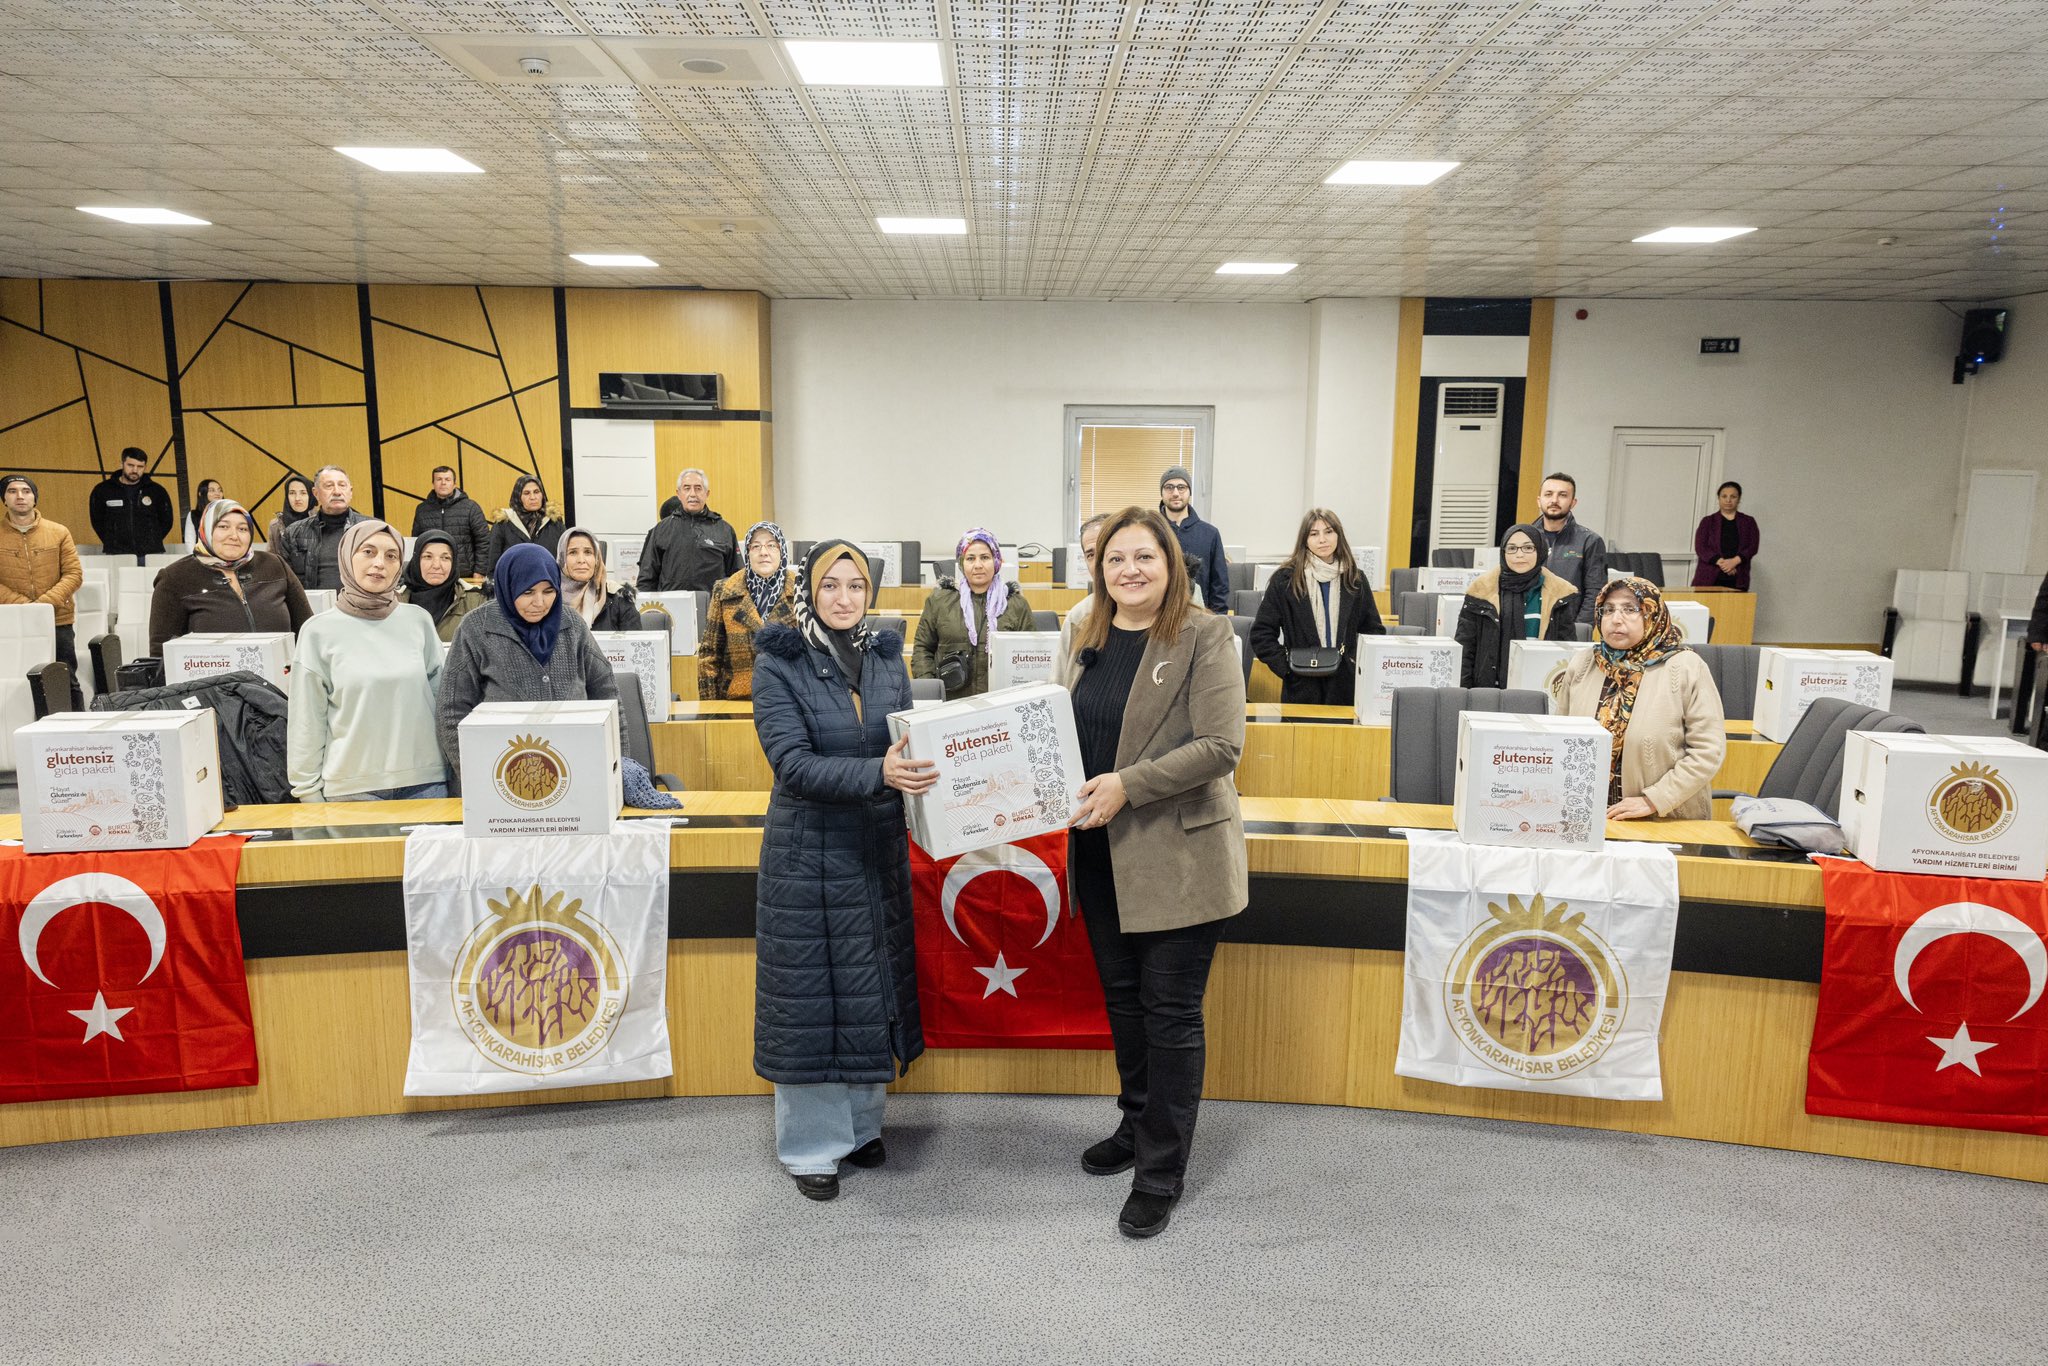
[911,579,1036,698]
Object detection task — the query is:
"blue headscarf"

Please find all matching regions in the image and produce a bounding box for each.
[493,541,563,664]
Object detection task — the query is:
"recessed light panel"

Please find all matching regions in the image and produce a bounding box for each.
[78,206,209,225]
[1633,226,1757,243]
[877,217,967,235]
[1324,160,1459,186]
[335,147,484,174]
[571,253,658,267]
[1216,262,1297,275]
[784,40,944,86]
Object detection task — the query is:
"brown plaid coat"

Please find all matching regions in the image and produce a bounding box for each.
[697,567,797,699]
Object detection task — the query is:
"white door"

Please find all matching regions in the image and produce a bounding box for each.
[1607,428,1723,566]
[1954,469,2037,577]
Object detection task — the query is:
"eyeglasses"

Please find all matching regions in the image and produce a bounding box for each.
[1598,604,1644,619]
[1502,543,1537,556]
[1161,482,1190,493]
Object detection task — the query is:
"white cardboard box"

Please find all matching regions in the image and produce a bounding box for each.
[1754,648,1894,742]
[457,700,623,838]
[1840,732,2048,881]
[305,589,337,614]
[15,710,222,852]
[987,631,1062,691]
[1506,640,1581,705]
[1433,595,1461,638]
[886,682,1084,859]
[1354,635,1461,725]
[161,632,294,688]
[1358,546,1383,592]
[856,541,904,587]
[592,630,672,720]
[1420,567,1483,597]
[1668,599,1711,643]
[1453,711,1609,852]
[640,591,700,657]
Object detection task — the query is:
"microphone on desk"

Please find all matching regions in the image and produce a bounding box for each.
[1077,648,1099,669]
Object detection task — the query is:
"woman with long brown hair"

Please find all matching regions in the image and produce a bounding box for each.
[1064,506,1246,1239]
[1248,507,1383,706]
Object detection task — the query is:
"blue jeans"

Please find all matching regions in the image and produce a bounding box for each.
[332,781,449,802]
[774,1082,887,1176]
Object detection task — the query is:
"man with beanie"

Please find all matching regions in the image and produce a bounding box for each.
[0,475,84,708]
[1159,465,1230,613]
[88,446,174,564]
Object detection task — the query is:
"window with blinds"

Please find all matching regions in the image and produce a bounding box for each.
[1076,423,1196,520]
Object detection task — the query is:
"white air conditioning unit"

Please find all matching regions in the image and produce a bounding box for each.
[1431,383,1504,553]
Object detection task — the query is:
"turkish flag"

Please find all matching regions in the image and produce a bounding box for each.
[911,833,1111,1050]
[0,837,258,1104]
[1808,858,2048,1135]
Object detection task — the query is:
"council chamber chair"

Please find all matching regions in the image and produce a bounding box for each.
[1231,589,1263,617]
[1387,685,1548,804]
[612,671,682,792]
[1691,643,1762,721]
[1227,615,1255,684]
[0,603,55,774]
[1030,609,1058,631]
[1429,548,1475,568]
[1717,695,1924,819]
[1882,569,1981,695]
[1396,591,1443,636]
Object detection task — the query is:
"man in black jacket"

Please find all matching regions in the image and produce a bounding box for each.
[637,467,739,593]
[276,465,367,590]
[88,447,175,563]
[410,466,490,580]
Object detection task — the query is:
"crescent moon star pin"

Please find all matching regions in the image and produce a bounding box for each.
[1893,901,2048,1021]
[1151,662,1171,685]
[17,873,168,989]
[940,846,1064,949]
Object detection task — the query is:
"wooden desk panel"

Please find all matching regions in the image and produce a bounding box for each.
[1667,588,1756,645]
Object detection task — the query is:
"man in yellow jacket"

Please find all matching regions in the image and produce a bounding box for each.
[0,475,84,708]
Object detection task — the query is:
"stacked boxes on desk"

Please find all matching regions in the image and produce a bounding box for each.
[1840,732,2048,881]
[987,632,1062,690]
[1754,648,1894,742]
[887,682,1083,859]
[162,632,294,689]
[457,701,623,838]
[1354,636,1460,724]
[15,710,223,852]
[592,630,672,721]
[1452,712,1609,852]
[1505,640,1580,705]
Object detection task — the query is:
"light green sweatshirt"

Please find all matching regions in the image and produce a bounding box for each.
[287,604,446,800]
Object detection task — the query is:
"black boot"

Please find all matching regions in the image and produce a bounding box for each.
[845,1138,886,1169]
[1082,1136,1135,1175]
[793,1173,839,1201]
[1118,1190,1175,1239]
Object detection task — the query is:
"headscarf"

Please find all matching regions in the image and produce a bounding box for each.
[953,528,1010,647]
[556,526,610,625]
[792,539,874,693]
[335,519,404,621]
[193,499,256,570]
[278,474,314,529]
[1589,576,1688,802]
[741,519,791,619]
[402,530,459,624]
[508,474,548,537]
[1493,523,1550,667]
[493,541,564,664]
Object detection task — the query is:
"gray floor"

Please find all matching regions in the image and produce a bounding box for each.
[1,1094,2044,1366]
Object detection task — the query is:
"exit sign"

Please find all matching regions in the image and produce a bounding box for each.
[1700,337,1741,354]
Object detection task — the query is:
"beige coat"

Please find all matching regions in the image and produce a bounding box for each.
[1068,611,1247,933]
[1550,648,1726,820]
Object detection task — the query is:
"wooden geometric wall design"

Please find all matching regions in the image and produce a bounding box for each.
[369,285,561,536]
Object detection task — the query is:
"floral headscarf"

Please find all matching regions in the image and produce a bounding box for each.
[1590,576,1688,801]
[741,519,791,619]
[954,527,1009,647]
[194,499,256,570]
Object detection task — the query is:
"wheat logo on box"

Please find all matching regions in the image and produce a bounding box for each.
[451,885,627,1074]
[1443,893,1626,1079]
[1925,761,2016,844]
[494,734,569,810]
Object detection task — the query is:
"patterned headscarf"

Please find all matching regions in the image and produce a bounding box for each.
[792,539,875,692]
[194,499,257,570]
[335,519,404,621]
[954,527,1009,646]
[1590,576,1688,801]
[741,519,791,619]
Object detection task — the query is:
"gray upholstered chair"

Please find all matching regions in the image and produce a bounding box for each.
[1389,567,1420,604]
[909,677,945,703]
[1029,609,1058,631]
[1387,686,1550,804]
[1692,643,1761,721]
[1387,624,1426,637]
[866,613,905,638]
[1228,561,1255,592]
[1231,589,1264,617]
[1228,615,1255,684]
[1720,695,1925,819]
[611,671,681,791]
[1397,591,1443,635]
[1430,548,1475,568]
[1572,621,1592,642]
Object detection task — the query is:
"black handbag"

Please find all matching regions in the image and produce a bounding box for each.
[1286,645,1341,677]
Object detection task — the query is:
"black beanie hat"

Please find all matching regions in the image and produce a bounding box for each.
[1,475,37,500]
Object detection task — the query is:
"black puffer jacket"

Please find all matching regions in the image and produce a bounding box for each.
[749,623,922,1085]
[92,670,292,806]
[410,490,491,579]
[636,507,740,593]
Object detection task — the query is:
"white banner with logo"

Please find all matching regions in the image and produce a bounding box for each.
[1395,830,1680,1101]
[401,822,673,1096]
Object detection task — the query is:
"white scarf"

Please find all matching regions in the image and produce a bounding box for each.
[1303,554,1342,648]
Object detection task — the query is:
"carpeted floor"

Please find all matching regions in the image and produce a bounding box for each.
[2,1094,2043,1366]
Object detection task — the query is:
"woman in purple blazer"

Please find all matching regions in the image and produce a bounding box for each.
[1692,481,1760,590]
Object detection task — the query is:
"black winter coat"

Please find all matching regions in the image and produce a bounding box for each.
[580,582,644,634]
[749,623,923,1086]
[2029,570,2048,647]
[1454,568,1579,688]
[485,511,566,574]
[92,669,292,805]
[411,491,492,579]
[636,508,740,593]
[1248,566,1384,706]
[88,473,174,556]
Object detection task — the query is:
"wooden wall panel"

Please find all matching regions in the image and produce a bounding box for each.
[655,422,769,533]
[564,289,770,410]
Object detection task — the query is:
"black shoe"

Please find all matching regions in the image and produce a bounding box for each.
[1082,1136,1135,1175]
[1118,1190,1175,1239]
[794,1173,839,1202]
[845,1138,886,1169]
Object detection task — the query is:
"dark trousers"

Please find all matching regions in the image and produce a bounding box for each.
[53,623,83,712]
[1073,828,1227,1198]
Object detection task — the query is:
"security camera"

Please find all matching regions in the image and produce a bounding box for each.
[519,56,551,77]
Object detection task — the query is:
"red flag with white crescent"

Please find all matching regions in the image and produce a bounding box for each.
[911,833,1111,1050]
[1808,859,2048,1134]
[0,837,258,1104]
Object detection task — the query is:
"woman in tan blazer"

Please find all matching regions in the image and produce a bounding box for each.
[1550,575,1726,822]
[1064,505,1247,1240]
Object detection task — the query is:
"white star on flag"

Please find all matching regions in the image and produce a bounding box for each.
[68,993,133,1044]
[1927,1022,1997,1075]
[973,952,1027,999]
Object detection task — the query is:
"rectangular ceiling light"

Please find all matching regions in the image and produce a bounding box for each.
[78,206,209,225]
[1633,226,1757,243]
[571,253,658,267]
[1325,160,1460,186]
[784,40,944,86]
[335,147,484,173]
[1216,262,1297,275]
[877,217,967,235]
